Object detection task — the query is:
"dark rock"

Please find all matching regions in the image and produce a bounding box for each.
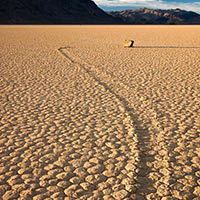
[123,40,134,48]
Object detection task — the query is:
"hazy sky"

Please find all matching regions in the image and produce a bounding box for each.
[94,0,200,13]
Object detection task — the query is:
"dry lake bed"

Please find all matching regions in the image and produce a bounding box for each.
[0,25,200,199]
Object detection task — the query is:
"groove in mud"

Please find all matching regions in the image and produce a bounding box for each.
[58,47,156,198]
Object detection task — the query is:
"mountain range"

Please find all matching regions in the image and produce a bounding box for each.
[108,8,200,25]
[0,0,118,24]
[0,0,200,24]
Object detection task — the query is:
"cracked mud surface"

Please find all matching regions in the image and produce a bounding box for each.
[0,26,200,199]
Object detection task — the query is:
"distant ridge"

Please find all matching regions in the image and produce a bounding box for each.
[1,1,200,25]
[0,0,120,24]
[108,8,200,24]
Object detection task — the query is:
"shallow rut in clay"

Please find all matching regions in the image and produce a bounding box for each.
[58,47,164,199]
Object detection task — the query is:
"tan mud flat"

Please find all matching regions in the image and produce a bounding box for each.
[0,25,200,200]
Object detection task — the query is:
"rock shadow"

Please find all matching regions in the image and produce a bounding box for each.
[133,46,200,49]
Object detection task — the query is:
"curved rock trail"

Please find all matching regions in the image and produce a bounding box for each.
[58,47,169,199]
[58,47,143,199]
[60,46,200,199]
[58,47,155,199]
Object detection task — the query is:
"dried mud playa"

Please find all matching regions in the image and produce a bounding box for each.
[0,25,200,200]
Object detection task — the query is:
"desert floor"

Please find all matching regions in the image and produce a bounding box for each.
[0,25,200,200]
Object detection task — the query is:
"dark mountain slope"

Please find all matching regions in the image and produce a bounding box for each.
[0,0,119,24]
[108,8,200,24]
